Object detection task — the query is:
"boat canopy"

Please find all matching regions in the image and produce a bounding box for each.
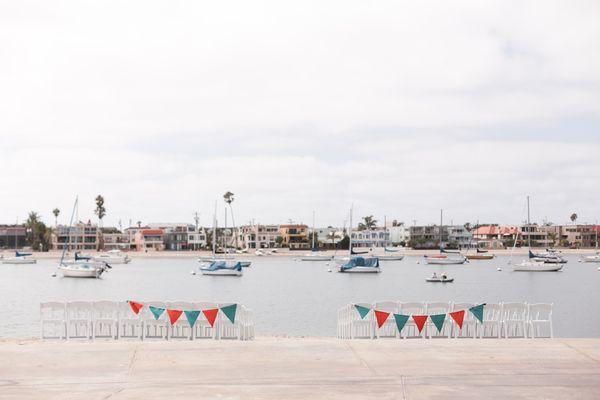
[16,251,32,257]
[204,261,242,272]
[75,252,92,261]
[340,257,379,271]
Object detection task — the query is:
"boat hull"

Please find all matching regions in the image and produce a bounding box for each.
[337,266,380,273]
[200,269,242,276]
[300,255,333,261]
[378,255,405,261]
[513,262,563,272]
[466,254,494,260]
[426,278,454,282]
[1,258,37,264]
[59,266,104,278]
[582,256,600,263]
[424,257,467,265]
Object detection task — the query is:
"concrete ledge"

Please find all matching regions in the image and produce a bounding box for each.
[1,338,599,399]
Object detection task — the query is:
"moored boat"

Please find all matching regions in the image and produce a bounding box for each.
[200,261,243,276]
[582,253,600,263]
[424,254,467,265]
[513,259,563,272]
[338,256,381,273]
[59,262,109,278]
[93,250,131,264]
[1,251,37,264]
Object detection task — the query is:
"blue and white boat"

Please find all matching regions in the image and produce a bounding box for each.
[337,207,380,273]
[201,260,243,276]
[1,251,37,264]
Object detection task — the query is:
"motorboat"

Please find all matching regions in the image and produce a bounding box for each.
[93,250,131,264]
[426,274,454,283]
[466,248,494,260]
[200,261,243,276]
[423,254,467,265]
[300,252,333,261]
[338,256,381,273]
[1,251,37,264]
[582,253,600,263]
[58,261,109,278]
[529,250,567,264]
[513,259,563,272]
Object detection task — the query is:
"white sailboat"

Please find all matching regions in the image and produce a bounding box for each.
[1,222,37,264]
[300,211,333,261]
[514,196,563,272]
[57,197,110,278]
[376,216,405,261]
[199,204,243,276]
[337,207,381,273]
[423,210,467,265]
[93,249,131,264]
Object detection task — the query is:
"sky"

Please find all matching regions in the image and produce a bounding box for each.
[1,1,599,228]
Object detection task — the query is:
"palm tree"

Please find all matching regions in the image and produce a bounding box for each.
[570,213,578,224]
[95,195,106,250]
[52,208,60,226]
[357,215,377,231]
[223,191,237,248]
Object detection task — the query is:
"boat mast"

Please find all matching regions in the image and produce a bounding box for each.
[212,201,217,258]
[312,210,315,251]
[348,205,353,257]
[384,215,387,248]
[60,196,78,266]
[440,209,443,251]
[527,196,531,249]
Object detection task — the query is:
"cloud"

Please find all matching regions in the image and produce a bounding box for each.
[0,1,599,227]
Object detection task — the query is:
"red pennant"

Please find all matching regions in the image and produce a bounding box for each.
[202,308,219,327]
[412,315,428,333]
[374,310,390,328]
[128,300,143,315]
[449,310,465,329]
[167,309,183,325]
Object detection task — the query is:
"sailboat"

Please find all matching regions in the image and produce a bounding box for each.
[423,210,467,265]
[200,204,243,276]
[465,223,494,260]
[300,211,333,261]
[57,197,111,278]
[377,216,404,261]
[513,196,563,272]
[337,207,381,273]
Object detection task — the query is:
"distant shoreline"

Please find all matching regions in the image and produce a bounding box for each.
[2,248,598,260]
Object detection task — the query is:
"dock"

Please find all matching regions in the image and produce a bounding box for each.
[1,338,599,399]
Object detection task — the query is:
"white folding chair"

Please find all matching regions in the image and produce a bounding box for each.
[193,302,219,339]
[425,302,451,338]
[141,301,168,340]
[501,302,528,338]
[117,301,143,339]
[167,301,196,340]
[479,303,502,338]
[398,302,426,338]
[242,307,255,340]
[528,303,553,338]
[92,301,118,340]
[374,301,399,338]
[450,302,476,338]
[40,302,66,340]
[349,302,375,339]
[66,301,93,340]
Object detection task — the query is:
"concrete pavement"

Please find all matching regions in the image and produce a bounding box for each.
[1,337,599,399]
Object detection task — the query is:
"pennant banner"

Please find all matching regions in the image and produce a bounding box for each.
[469,304,484,323]
[393,314,410,332]
[354,304,370,319]
[128,300,143,315]
[150,306,165,320]
[375,310,390,328]
[185,310,201,328]
[449,310,465,329]
[220,304,238,324]
[430,314,446,333]
[167,309,183,325]
[203,308,219,327]
[412,315,428,333]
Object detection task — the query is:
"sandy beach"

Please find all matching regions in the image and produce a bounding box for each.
[1,337,599,399]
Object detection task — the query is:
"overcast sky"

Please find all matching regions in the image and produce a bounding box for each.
[1,1,599,228]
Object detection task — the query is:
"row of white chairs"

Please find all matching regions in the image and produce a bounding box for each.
[40,301,255,341]
[337,301,553,339]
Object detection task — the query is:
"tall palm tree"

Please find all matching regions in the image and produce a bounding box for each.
[358,215,377,231]
[95,195,106,250]
[52,208,60,226]
[223,191,237,248]
[570,213,578,224]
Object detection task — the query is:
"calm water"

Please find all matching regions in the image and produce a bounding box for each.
[1,254,599,338]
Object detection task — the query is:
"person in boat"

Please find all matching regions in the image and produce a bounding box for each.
[431,272,438,279]
[441,273,447,280]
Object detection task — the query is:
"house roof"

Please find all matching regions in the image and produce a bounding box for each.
[141,229,163,235]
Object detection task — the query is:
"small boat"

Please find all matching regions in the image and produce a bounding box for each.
[338,256,380,273]
[384,247,402,253]
[93,250,131,264]
[582,253,600,263]
[58,262,110,278]
[424,254,467,265]
[466,253,494,260]
[513,259,563,272]
[1,251,37,264]
[426,274,454,283]
[200,261,243,276]
[300,252,333,261]
[377,254,405,261]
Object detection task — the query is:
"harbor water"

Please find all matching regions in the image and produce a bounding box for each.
[1,254,599,338]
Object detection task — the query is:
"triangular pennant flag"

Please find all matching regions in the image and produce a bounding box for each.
[393,314,410,332]
[220,304,238,324]
[354,304,370,319]
[449,310,465,329]
[149,305,165,320]
[128,300,143,315]
[202,308,219,327]
[185,310,201,328]
[374,310,390,328]
[469,304,485,323]
[430,314,446,333]
[412,315,428,333]
[167,309,183,325]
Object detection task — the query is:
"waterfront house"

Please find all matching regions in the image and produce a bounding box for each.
[0,225,27,249]
[52,222,98,251]
[279,224,310,250]
[238,224,280,249]
[134,229,164,251]
[351,228,389,248]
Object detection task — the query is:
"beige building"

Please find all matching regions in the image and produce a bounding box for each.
[279,224,309,250]
[238,224,280,249]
